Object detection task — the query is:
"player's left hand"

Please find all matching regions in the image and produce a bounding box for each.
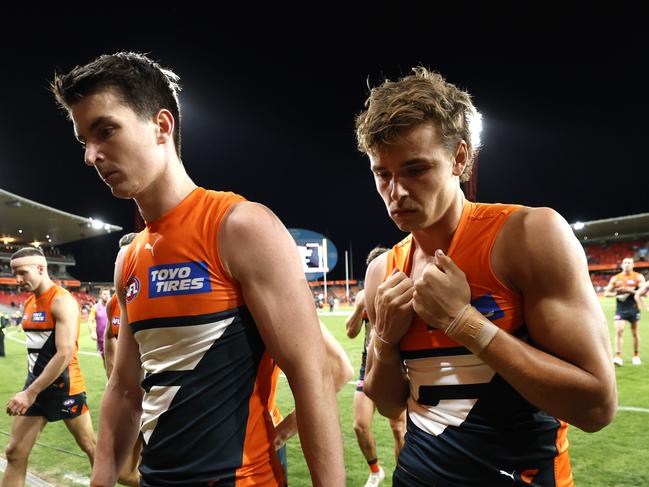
[413,250,471,330]
[6,389,36,416]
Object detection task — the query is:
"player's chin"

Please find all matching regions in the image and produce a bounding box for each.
[391,217,418,233]
[109,184,135,200]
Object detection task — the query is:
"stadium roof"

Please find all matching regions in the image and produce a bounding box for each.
[572,213,649,244]
[0,188,122,246]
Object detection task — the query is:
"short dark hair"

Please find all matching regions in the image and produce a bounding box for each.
[118,232,138,248]
[366,246,389,266]
[51,52,183,155]
[11,247,45,261]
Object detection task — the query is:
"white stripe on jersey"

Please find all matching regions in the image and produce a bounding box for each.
[25,330,52,374]
[409,397,479,436]
[136,317,234,374]
[406,353,496,436]
[136,317,234,443]
[142,385,181,444]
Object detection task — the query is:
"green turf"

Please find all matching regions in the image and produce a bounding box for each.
[1,297,648,486]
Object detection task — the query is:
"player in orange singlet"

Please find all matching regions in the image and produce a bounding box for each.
[604,257,645,366]
[103,232,141,487]
[356,67,617,486]
[3,247,96,486]
[52,52,344,487]
[104,232,138,380]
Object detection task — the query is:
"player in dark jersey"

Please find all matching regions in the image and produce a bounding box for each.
[103,232,141,487]
[52,52,344,487]
[356,67,616,486]
[3,247,95,486]
[104,232,138,380]
[604,257,645,365]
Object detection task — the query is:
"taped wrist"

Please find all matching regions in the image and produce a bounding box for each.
[445,305,499,355]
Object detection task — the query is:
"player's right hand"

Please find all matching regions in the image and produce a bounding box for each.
[373,269,414,345]
[6,390,35,416]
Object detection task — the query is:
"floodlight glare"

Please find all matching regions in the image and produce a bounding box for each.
[90,218,104,230]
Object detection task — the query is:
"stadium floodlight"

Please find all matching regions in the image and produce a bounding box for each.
[573,221,585,230]
[89,218,104,230]
[468,110,483,149]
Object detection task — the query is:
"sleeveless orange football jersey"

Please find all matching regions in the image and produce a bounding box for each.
[387,200,573,487]
[610,271,643,315]
[122,188,284,487]
[21,284,85,396]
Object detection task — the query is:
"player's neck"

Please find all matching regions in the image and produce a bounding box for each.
[33,277,54,298]
[412,190,465,256]
[135,159,197,224]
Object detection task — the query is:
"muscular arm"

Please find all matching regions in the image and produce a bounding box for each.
[90,249,143,486]
[362,255,410,420]
[220,202,345,486]
[274,321,354,449]
[7,292,79,415]
[635,281,649,310]
[103,310,117,379]
[345,290,365,338]
[481,208,616,431]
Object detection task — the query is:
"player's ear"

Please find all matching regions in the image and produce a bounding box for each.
[452,141,468,177]
[154,109,174,145]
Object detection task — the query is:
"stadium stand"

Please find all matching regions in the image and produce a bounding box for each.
[0,187,122,317]
[568,213,649,294]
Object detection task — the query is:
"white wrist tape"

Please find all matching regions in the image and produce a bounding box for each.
[445,305,499,355]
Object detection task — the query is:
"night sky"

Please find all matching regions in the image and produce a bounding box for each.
[1,7,647,282]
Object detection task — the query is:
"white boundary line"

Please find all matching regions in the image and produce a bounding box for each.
[4,329,101,357]
[618,406,649,413]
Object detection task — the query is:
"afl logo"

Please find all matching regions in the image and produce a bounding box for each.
[125,276,140,303]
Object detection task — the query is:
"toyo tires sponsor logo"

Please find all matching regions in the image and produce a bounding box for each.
[31,312,47,322]
[148,261,211,298]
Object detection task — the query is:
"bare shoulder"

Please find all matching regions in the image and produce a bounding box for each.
[113,245,129,293]
[51,291,79,319]
[220,201,285,238]
[496,206,585,289]
[502,206,571,241]
[363,251,389,320]
[219,201,298,282]
[365,251,389,290]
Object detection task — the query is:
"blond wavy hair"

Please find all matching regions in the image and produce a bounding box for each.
[355,67,481,182]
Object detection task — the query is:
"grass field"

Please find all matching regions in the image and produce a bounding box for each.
[1,297,648,486]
